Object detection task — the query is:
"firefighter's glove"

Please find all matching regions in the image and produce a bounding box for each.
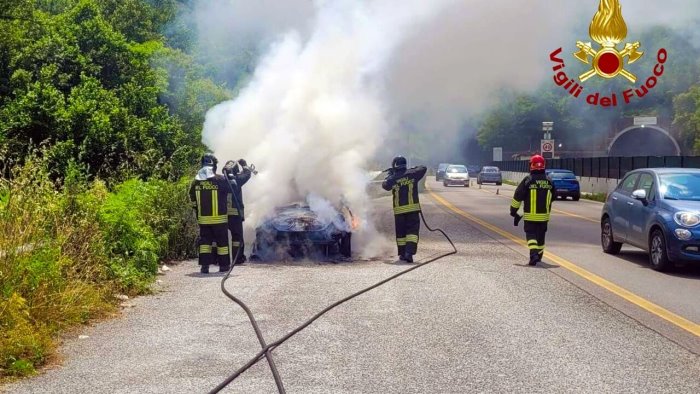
[513,214,522,227]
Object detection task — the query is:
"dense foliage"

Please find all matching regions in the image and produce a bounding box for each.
[0,0,230,379]
[0,157,198,377]
[476,25,700,156]
[0,0,230,181]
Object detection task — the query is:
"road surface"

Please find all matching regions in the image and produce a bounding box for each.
[428,179,700,353]
[4,192,699,393]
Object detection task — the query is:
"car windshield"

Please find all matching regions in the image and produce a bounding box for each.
[659,173,700,201]
[447,166,467,173]
[483,167,499,173]
[549,172,576,180]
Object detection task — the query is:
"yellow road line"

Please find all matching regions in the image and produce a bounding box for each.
[425,185,700,338]
[476,187,599,224]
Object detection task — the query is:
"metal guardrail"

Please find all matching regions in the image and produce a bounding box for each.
[493,156,700,180]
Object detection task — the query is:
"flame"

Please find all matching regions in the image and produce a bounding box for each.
[589,0,628,47]
[351,216,361,231]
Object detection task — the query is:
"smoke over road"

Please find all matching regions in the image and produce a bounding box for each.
[202,0,456,256]
[197,0,698,256]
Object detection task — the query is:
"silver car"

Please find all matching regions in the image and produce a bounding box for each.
[443,165,470,187]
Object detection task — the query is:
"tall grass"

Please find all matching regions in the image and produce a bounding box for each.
[0,160,197,378]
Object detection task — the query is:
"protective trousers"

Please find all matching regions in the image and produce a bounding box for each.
[228,215,245,264]
[395,212,420,256]
[199,223,230,267]
[524,221,548,262]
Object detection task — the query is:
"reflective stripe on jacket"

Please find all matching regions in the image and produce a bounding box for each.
[189,174,230,225]
[382,166,427,215]
[510,171,555,222]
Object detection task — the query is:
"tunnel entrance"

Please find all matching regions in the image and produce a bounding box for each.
[608,126,681,157]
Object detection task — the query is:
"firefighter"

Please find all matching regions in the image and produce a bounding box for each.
[382,156,427,263]
[189,154,231,274]
[222,159,252,265]
[510,154,556,266]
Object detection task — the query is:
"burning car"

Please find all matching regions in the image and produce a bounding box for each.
[250,202,356,261]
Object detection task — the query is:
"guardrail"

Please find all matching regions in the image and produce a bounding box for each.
[493,156,700,180]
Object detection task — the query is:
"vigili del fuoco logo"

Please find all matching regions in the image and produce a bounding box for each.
[549,0,668,107]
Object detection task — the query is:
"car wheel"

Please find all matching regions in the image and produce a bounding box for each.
[340,233,352,258]
[573,193,580,201]
[443,181,448,187]
[649,229,673,272]
[496,182,502,186]
[601,217,622,255]
[465,183,470,188]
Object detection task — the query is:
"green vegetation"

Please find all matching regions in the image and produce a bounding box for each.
[0,157,198,378]
[581,192,608,203]
[0,0,235,379]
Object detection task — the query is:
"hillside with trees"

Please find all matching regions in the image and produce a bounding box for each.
[0,0,238,378]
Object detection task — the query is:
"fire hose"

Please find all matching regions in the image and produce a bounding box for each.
[210,169,457,394]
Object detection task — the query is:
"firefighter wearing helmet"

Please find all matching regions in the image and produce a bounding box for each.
[510,154,556,266]
[189,154,232,273]
[382,156,427,263]
[222,159,252,265]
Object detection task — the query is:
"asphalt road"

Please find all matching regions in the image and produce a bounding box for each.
[4,193,699,393]
[429,178,700,353]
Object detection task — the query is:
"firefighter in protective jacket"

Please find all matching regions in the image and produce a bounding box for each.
[510,155,556,266]
[189,154,231,274]
[382,156,427,263]
[223,159,252,265]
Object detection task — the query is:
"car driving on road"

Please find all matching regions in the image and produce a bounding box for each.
[436,163,450,181]
[601,168,700,271]
[443,164,470,187]
[477,166,502,185]
[546,169,581,201]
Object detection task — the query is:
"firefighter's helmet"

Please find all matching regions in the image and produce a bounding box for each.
[392,156,407,170]
[202,153,218,170]
[223,160,237,176]
[530,154,546,171]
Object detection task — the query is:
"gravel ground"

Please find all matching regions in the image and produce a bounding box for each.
[4,196,699,394]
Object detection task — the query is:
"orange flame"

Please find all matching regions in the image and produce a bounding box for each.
[351,216,361,231]
[589,0,628,47]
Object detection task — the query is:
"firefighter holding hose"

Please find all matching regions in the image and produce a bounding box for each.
[189,154,231,273]
[382,156,427,263]
[510,154,556,266]
[223,159,253,265]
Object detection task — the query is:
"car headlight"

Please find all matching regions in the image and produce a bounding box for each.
[675,229,693,240]
[674,212,700,227]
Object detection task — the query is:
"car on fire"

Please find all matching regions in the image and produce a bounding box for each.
[601,168,700,271]
[250,202,354,261]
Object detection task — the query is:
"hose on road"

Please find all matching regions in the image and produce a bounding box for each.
[210,207,457,394]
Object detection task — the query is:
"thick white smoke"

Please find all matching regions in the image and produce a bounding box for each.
[202,0,456,257]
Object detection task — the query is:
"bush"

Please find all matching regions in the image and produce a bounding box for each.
[0,160,197,378]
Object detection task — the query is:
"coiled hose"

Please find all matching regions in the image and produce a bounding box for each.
[210,199,457,394]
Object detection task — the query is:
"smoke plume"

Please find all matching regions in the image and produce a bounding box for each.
[202,0,455,257]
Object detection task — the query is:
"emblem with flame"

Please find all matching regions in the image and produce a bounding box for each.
[574,0,643,83]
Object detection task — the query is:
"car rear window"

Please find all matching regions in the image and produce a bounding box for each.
[483,167,500,173]
[447,166,467,173]
[549,172,576,180]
